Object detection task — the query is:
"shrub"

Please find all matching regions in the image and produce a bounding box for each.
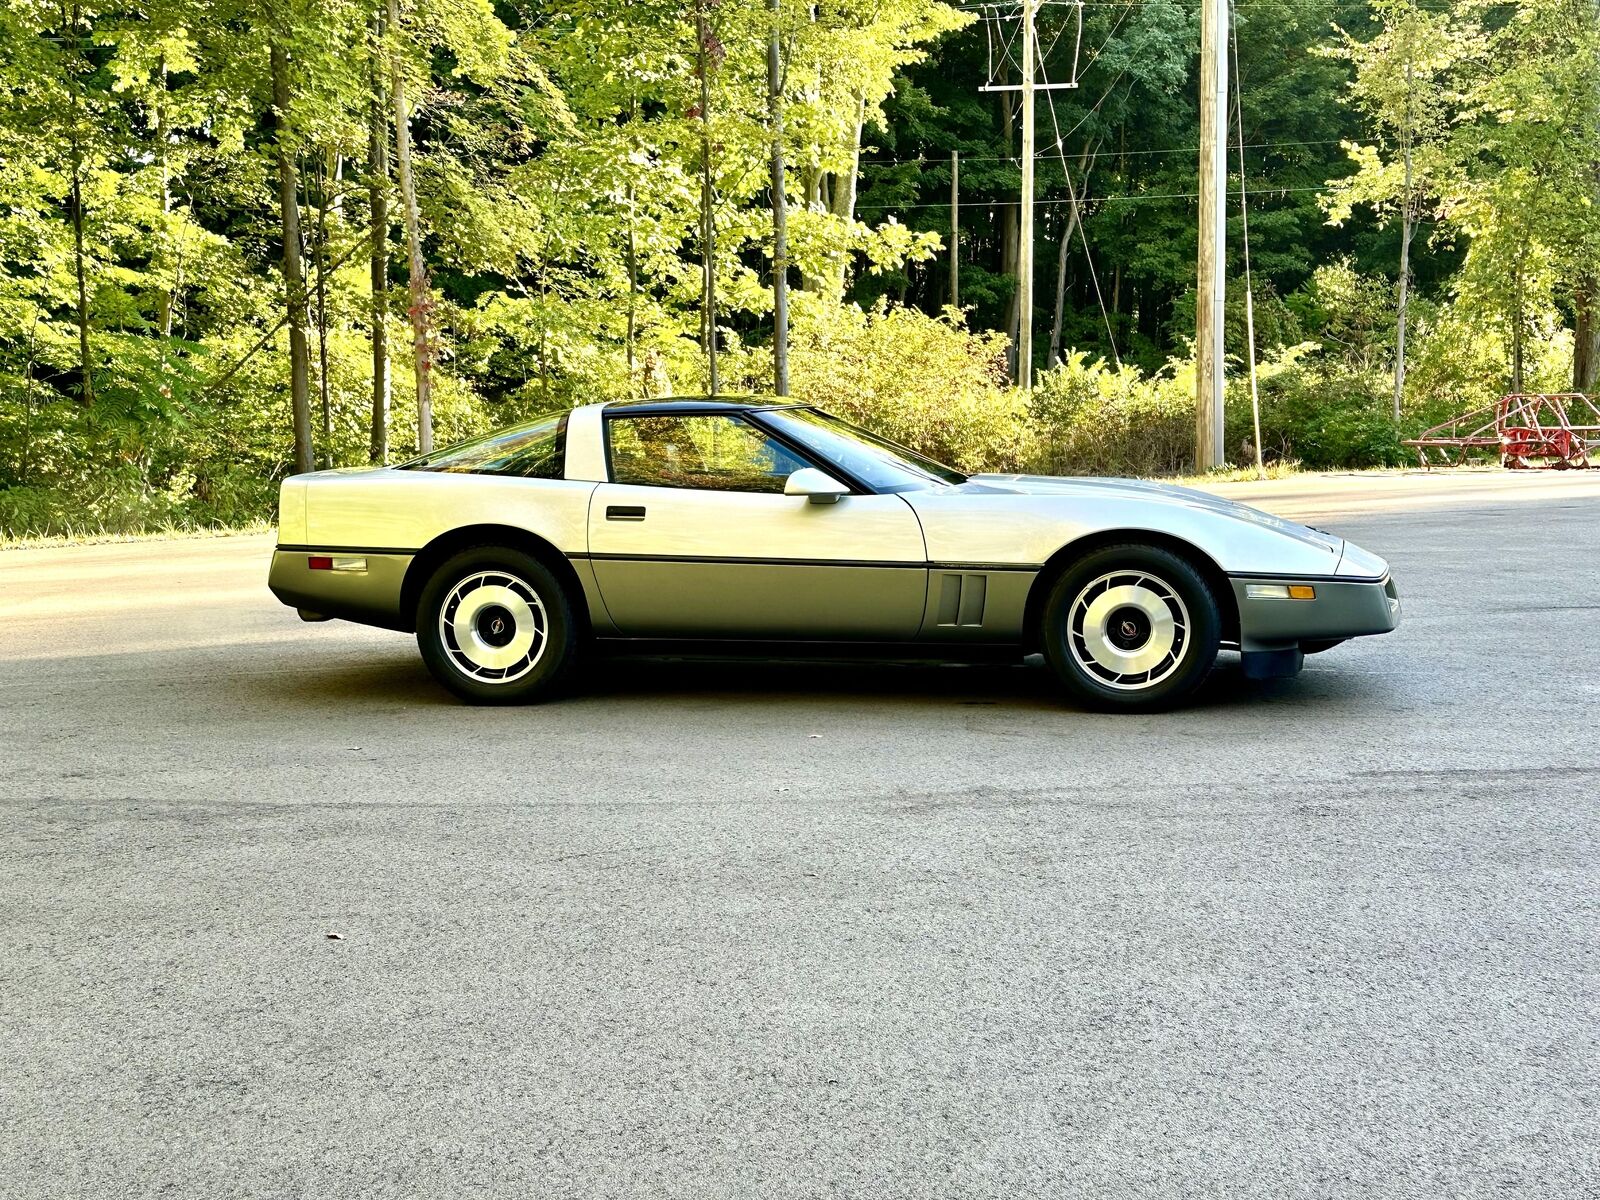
[785,298,1035,474]
[0,479,177,539]
[1028,353,1196,477]
[1226,344,1410,469]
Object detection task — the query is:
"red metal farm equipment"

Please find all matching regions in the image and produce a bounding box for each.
[1403,392,1600,468]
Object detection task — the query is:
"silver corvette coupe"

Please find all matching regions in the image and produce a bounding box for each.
[269,397,1399,710]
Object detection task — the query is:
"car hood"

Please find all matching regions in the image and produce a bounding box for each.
[963,473,1344,557]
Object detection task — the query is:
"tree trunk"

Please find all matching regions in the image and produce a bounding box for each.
[1510,255,1526,396]
[949,151,959,311]
[60,0,94,406]
[625,180,640,391]
[388,0,432,454]
[68,163,94,407]
[799,158,821,293]
[271,42,314,475]
[1395,204,1412,420]
[329,152,345,220]
[696,3,718,395]
[620,101,640,389]
[998,72,1019,379]
[826,93,865,298]
[1049,204,1080,367]
[312,154,333,467]
[1580,139,1600,393]
[155,53,173,340]
[1394,69,1415,423]
[368,18,391,464]
[1574,275,1599,394]
[18,313,40,482]
[768,0,789,395]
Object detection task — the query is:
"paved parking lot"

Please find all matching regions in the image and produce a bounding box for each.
[2,470,1597,1198]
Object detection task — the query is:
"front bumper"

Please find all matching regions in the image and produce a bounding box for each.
[1230,573,1400,652]
[268,548,414,631]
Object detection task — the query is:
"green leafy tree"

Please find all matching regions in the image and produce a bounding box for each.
[1325,0,1478,416]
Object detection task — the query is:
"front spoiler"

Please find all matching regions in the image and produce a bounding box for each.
[1230,573,1401,653]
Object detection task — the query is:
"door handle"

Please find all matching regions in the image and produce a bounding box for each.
[606,505,646,521]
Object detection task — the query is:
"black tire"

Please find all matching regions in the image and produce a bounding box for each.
[416,546,578,705]
[1041,543,1221,712]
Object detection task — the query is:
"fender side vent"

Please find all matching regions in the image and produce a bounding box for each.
[936,573,989,627]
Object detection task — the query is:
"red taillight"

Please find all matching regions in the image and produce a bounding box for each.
[308,556,333,570]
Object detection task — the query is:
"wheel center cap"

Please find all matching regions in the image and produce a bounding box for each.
[474,604,517,648]
[1105,604,1153,651]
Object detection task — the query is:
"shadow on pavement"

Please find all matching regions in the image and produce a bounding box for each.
[25,629,1390,719]
[242,646,1381,714]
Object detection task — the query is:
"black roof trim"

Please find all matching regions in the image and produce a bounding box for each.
[601,396,808,416]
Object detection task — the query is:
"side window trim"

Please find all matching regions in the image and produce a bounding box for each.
[402,412,569,479]
[602,411,839,494]
[744,411,874,495]
[549,412,570,479]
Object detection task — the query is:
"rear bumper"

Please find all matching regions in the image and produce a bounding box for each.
[268,548,413,631]
[1230,573,1400,652]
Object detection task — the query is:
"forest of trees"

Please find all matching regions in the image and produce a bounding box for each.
[1,0,1597,537]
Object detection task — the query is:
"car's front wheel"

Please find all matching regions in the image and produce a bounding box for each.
[416,546,577,704]
[1041,544,1221,711]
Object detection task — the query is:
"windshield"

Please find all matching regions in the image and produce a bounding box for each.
[398,412,567,478]
[756,408,966,493]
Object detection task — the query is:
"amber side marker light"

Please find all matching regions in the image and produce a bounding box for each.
[1245,583,1317,601]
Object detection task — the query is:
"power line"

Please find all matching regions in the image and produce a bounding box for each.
[859,138,1345,165]
[1046,0,1136,143]
[1040,52,1119,365]
[855,183,1331,209]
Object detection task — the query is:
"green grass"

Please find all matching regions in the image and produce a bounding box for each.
[1159,460,1306,486]
[0,520,273,551]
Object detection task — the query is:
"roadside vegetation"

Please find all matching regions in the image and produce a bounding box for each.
[1,0,1595,539]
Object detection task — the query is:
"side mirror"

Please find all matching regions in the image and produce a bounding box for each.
[784,467,849,505]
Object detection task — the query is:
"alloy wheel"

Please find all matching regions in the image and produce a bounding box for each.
[437,570,548,684]
[1067,569,1190,691]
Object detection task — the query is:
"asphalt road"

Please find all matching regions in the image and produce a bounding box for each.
[2,470,1597,1199]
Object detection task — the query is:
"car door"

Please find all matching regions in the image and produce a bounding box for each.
[587,411,928,638]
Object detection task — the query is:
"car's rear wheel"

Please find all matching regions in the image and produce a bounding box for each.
[1042,544,1221,711]
[416,546,577,704]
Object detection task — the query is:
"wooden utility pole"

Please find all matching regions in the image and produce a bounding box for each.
[949,151,959,309]
[1017,0,1036,390]
[1230,9,1264,478]
[1195,0,1228,469]
[768,0,788,396]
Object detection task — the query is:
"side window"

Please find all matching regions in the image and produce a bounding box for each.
[405,413,567,478]
[607,415,813,493]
